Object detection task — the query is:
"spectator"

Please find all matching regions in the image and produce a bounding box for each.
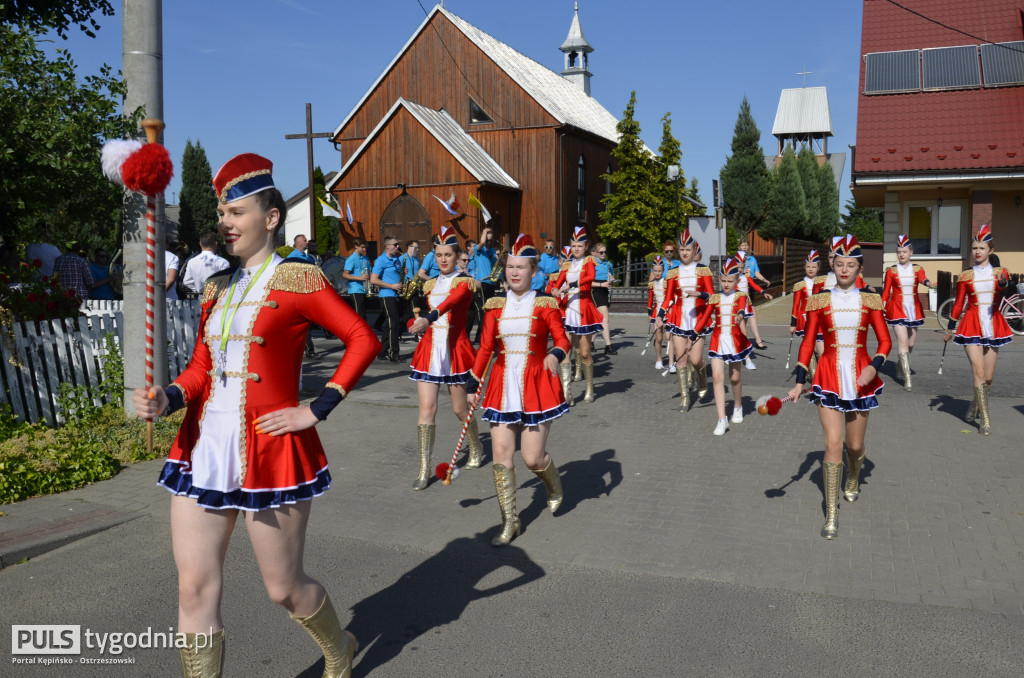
[165,240,181,300]
[26,229,61,277]
[182,231,230,294]
[88,247,117,300]
[306,239,323,267]
[53,241,93,301]
[287,233,316,264]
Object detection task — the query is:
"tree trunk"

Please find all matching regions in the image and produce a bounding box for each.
[625,247,632,288]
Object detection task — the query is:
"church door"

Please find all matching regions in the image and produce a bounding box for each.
[380,193,430,250]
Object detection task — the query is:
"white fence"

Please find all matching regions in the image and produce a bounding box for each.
[0,300,201,426]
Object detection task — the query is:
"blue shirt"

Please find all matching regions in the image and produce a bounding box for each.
[471,244,497,284]
[419,251,440,278]
[400,253,420,281]
[530,269,549,291]
[742,253,760,278]
[286,249,317,265]
[538,252,561,277]
[593,259,614,282]
[89,262,115,299]
[343,252,370,294]
[661,258,681,279]
[372,253,402,297]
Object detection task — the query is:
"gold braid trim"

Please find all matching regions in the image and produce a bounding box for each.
[484,296,506,310]
[170,380,189,407]
[534,296,560,309]
[696,266,713,276]
[324,382,347,398]
[958,269,974,283]
[548,272,560,281]
[453,276,478,291]
[202,272,233,304]
[738,291,752,306]
[806,292,832,312]
[267,263,330,294]
[666,268,680,280]
[814,275,828,284]
[793,280,806,292]
[913,264,923,274]
[582,255,597,265]
[861,292,883,310]
[422,278,436,295]
[708,293,721,304]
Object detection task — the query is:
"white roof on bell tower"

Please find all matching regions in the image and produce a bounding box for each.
[560,2,594,53]
[772,86,833,137]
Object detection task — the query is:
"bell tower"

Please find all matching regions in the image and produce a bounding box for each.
[560,2,594,96]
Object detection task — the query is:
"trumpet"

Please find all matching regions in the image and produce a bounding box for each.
[487,245,507,283]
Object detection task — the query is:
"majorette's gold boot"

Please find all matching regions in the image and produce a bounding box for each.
[582,362,596,403]
[531,458,563,513]
[290,594,358,678]
[677,363,691,412]
[821,461,842,540]
[976,384,992,436]
[809,354,819,381]
[412,424,434,490]
[844,450,865,502]
[464,417,482,469]
[573,350,583,382]
[965,391,979,422]
[559,361,574,407]
[899,352,912,391]
[178,629,225,678]
[491,464,520,547]
[696,362,709,400]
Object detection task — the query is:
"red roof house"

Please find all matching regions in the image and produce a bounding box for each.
[852,0,1024,278]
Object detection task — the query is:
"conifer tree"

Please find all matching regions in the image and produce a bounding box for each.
[762,147,806,244]
[650,112,688,246]
[313,166,339,255]
[817,161,840,240]
[599,91,660,281]
[178,139,218,251]
[797,146,822,240]
[720,97,771,237]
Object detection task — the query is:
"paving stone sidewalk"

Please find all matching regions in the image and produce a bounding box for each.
[3,310,1022,617]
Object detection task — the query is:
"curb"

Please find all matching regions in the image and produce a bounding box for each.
[0,509,141,569]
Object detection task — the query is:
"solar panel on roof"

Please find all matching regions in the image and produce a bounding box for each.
[981,41,1024,87]
[864,50,920,94]
[922,45,981,90]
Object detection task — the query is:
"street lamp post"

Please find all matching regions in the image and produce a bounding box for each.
[667,164,681,241]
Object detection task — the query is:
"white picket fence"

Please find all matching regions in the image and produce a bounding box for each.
[0,300,201,426]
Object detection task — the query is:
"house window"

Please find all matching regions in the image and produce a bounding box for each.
[577,155,586,220]
[469,99,493,124]
[903,201,964,256]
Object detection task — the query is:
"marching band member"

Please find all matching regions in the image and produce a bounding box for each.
[881,234,933,391]
[787,235,891,540]
[693,256,755,435]
[654,230,714,412]
[472,234,570,546]
[554,227,604,403]
[548,246,573,405]
[943,224,1013,435]
[733,250,773,369]
[408,226,481,490]
[790,250,826,342]
[133,153,380,677]
[647,256,667,369]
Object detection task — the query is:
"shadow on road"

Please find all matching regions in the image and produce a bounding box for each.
[305,534,544,677]
[927,394,971,422]
[764,450,876,508]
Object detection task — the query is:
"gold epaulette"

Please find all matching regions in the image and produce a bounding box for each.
[913,264,923,274]
[814,275,828,284]
[549,272,560,281]
[738,291,752,306]
[534,296,560,310]
[994,266,1008,280]
[696,266,712,276]
[484,296,506,310]
[422,278,436,294]
[958,269,974,282]
[267,262,330,294]
[559,261,571,271]
[666,268,680,280]
[861,292,883,310]
[793,280,806,292]
[806,292,832,312]
[202,270,233,304]
[452,276,478,291]
[708,293,721,304]
[647,281,655,289]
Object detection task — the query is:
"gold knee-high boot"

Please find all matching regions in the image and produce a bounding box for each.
[491,464,520,546]
[583,362,596,403]
[573,350,583,382]
[559,361,574,406]
[291,594,358,678]
[677,363,691,412]
[413,424,434,490]
[821,461,842,540]
[464,417,482,469]
[179,630,224,678]
[844,450,865,502]
[898,352,912,391]
[531,458,564,513]
[696,362,709,400]
[965,391,979,422]
[809,354,818,380]
[976,384,992,436]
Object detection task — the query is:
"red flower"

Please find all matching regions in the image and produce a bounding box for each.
[27,292,38,303]
[32,259,42,269]
[66,289,76,299]
[46,301,56,311]
[41,275,48,283]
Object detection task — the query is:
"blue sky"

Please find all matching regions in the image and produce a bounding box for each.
[48,0,864,217]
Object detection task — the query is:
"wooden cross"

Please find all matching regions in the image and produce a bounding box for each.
[798,68,812,88]
[285,103,334,244]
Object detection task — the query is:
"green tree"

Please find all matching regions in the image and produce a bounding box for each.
[1,0,114,38]
[762,147,806,245]
[598,91,660,279]
[0,25,139,252]
[312,166,339,255]
[177,139,218,252]
[840,198,883,242]
[817,161,841,240]
[720,97,771,237]
[687,177,703,208]
[651,112,698,246]
[797,147,822,239]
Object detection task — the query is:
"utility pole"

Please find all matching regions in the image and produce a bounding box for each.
[121,0,165,410]
[285,103,333,244]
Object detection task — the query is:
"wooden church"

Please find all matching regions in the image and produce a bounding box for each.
[326,3,621,254]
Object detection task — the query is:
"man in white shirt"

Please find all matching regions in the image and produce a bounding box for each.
[165,240,181,300]
[182,231,229,294]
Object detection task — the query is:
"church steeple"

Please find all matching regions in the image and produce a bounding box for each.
[560,2,594,96]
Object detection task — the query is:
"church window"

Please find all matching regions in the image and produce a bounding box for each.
[577,155,586,220]
[568,51,578,68]
[469,99,493,124]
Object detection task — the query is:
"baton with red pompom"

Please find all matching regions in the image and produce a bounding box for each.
[436,359,495,485]
[756,388,811,416]
[101,119,174,454]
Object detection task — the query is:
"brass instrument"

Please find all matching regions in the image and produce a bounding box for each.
[487,245,507,284]
[401,277,424,300]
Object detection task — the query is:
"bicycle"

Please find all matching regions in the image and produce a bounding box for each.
[1000,282,1024,336]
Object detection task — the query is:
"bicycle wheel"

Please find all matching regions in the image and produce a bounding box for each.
[936,298,955,330]
[1004,297,1024,336]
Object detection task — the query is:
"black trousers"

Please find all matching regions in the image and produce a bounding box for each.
[381,296,401,359]
[347,293,367,320]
